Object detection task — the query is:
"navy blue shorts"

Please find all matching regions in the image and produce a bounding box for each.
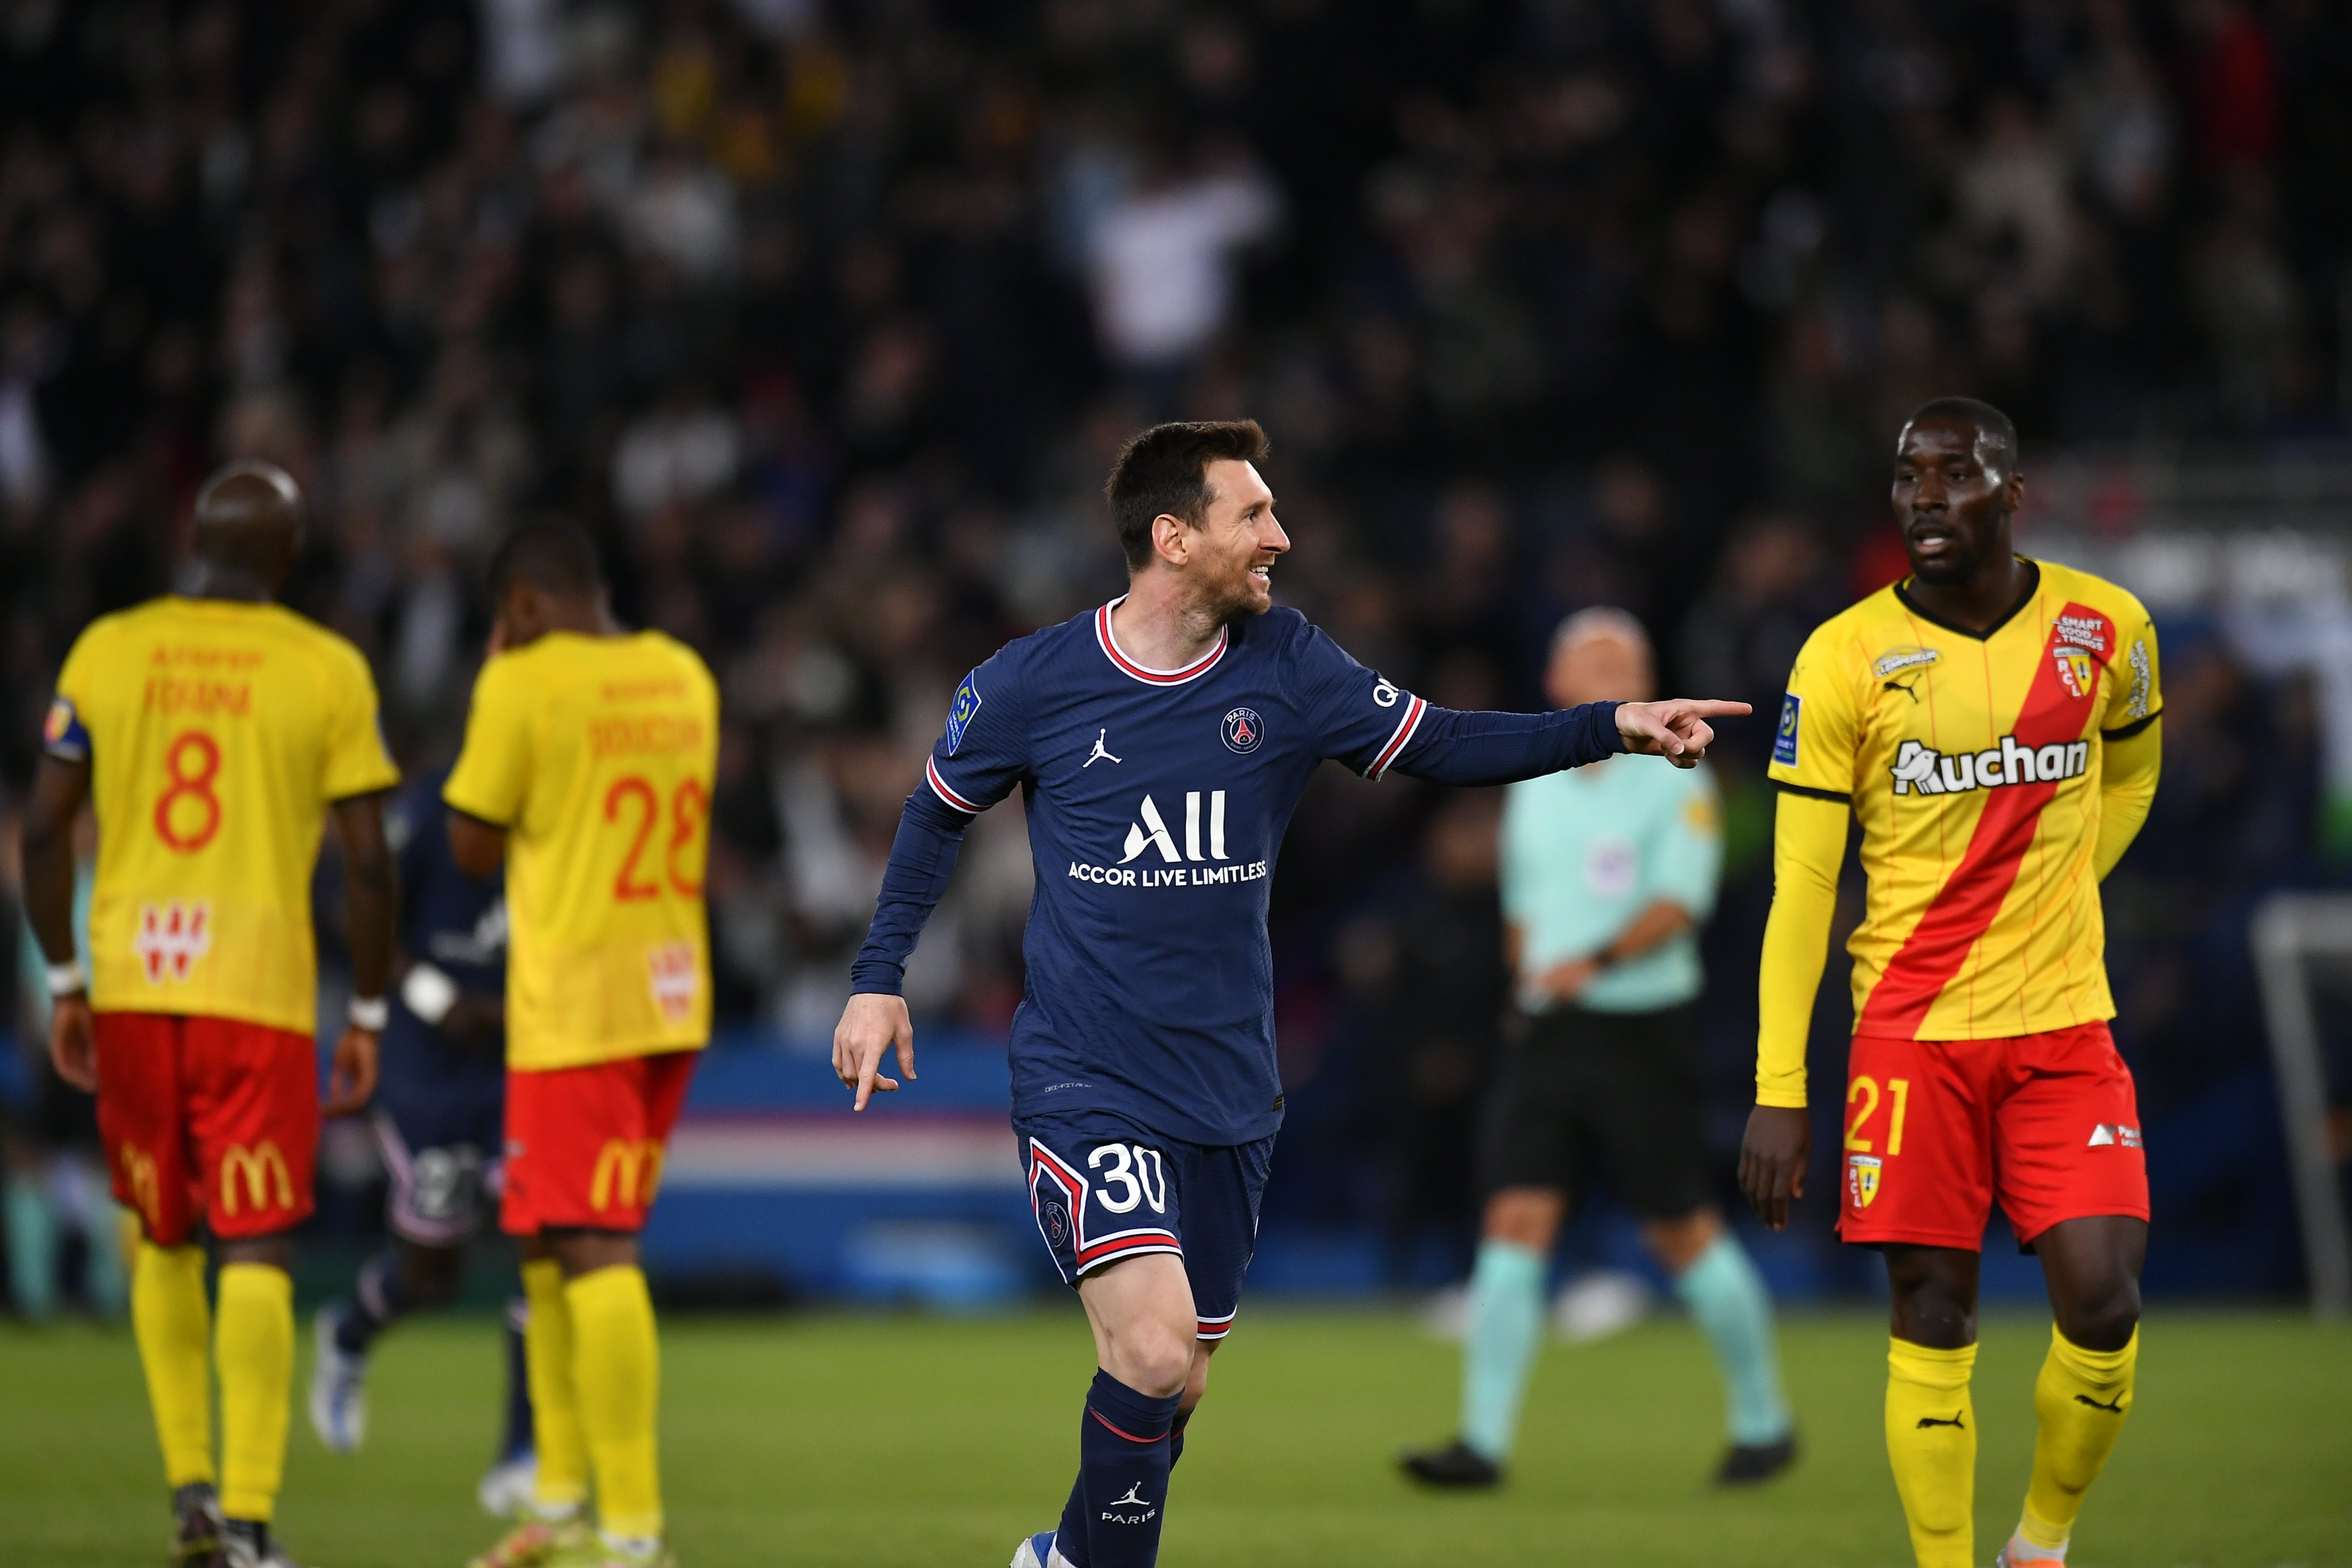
[1016,1109,1274,1342]
[372,1070,505,1248]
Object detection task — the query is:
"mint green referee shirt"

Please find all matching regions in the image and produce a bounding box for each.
[1499,756,1722,1015]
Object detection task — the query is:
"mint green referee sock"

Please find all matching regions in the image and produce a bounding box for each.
[1460,1240,1547,1463]
[1674,1234,1792,1446]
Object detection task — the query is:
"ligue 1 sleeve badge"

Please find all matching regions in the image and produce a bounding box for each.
[1221,707,1263,754]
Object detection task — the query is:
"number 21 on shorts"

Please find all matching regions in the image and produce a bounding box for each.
[1846,1075,1910,1155]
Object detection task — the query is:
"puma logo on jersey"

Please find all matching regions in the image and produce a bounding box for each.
[1889,735,2088,796]
[134,901,214,983]
[1915,1412,1966,1430]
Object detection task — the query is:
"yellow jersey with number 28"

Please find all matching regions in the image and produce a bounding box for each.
[444,630,718,1071]
[48,597,400,1033]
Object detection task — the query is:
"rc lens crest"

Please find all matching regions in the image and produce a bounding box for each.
[1847,1153,1882,1209]
[2053,645,2097,700]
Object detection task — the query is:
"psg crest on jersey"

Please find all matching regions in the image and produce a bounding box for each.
[1043,1201,1069,1247]
[1221,706,1263,754]
[943,673,982,755]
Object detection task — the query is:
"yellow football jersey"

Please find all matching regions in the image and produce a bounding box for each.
[48,598,400,1033]
[443,630,718,1071]
[1769,558,2160,1040]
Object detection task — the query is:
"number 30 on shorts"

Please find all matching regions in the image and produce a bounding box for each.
[1088,1143,1167,1214]
[1846,1075,1911,1155]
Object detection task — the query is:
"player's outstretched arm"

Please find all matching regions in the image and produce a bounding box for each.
[22,754,95,1090]
[1386,698,1742,787]
[833,992,917,1112]
[1614,699,1753,767]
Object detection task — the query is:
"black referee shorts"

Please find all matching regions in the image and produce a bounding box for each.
[1476,1003,1709,1220]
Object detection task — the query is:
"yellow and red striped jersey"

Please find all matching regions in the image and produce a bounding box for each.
[1767,558,2160,1040]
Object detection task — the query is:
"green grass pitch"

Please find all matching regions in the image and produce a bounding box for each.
[5,1307,2347,1566]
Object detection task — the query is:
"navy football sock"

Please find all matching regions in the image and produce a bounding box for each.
[1053,1471,1088,1566]
[1079,1369,1180,1567]
[1168,1409,1191,1470]
[334,1251,411,1354]
[497,1296,535,1459]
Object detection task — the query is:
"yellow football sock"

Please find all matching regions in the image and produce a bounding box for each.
[523,1259,589,1518]
[2017,1325,2138,1554]
[215,1263,292,1521]
[566,1265,663,1542]
[131,1242,214,1488]
[1885,1338,1978,1568]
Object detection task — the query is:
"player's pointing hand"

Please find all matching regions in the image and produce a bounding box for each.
[1613,699,1752,766]
[834,991,918,1112]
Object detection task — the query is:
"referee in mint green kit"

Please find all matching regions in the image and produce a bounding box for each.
[1404,609,1794,1489]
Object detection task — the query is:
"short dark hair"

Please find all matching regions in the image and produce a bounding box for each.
[1902,397,2020,475]
[1104,420,1271,571]
[486,518,605,603]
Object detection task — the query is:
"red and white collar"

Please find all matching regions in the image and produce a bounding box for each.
[1094,597,1228,686]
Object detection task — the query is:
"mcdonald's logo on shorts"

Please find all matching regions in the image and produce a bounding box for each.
[119,1142,161,1230]
[219,1140,295,1218]
[590,1139,666,1214]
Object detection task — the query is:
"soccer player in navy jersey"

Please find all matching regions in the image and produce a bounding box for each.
[308,765,535,1513]
[834,421,1746,1568]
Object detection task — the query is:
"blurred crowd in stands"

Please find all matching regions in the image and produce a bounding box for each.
[2,0,2348,1300]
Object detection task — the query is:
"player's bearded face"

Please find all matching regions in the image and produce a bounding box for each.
[1194,459,1289,619]
[1892,420,2017,585]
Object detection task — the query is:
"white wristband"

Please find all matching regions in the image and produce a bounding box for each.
[400,963,459,1027]
[45,959,87,998]
[349,994,390,1031]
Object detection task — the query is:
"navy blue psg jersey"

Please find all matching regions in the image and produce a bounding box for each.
[924,599,1446,1145]
[379,766,507,1105]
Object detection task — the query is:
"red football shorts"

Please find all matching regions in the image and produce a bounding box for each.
[1839,1021,2149,1251]
[94,1011,319,1247]
[501,1049,698,1236]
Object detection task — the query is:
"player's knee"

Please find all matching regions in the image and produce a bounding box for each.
[400,1244,465,1308]
[1483,1187,1563,1250]
[1885,1253,1978,1349]
[2055,1277,2140,1352]
[1109,1322,1194,1399]
[1181,1341,1215,1409]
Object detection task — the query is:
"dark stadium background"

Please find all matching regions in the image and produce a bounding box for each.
[2,0,2349,1313]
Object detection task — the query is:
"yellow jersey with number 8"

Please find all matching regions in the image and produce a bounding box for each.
[443,630,718,1071]
[48,597,400,1032]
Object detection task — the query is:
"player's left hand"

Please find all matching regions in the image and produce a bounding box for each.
[48,993,96,1092]
[833,991,917,1112]
[1738,1103,1811,1230]
[324,1026,378,1116]
[1614,699,1751,766]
